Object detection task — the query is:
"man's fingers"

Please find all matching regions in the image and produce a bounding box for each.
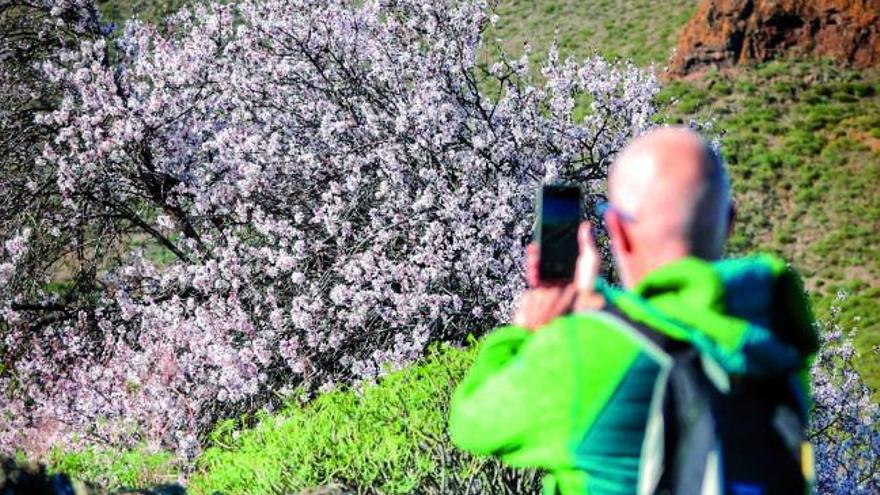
[578,222,595,252]
[535,285,576,312]
[553,284,578,315]
[513,284,579,330]
[526,242,540,288]
[575,222,600,292]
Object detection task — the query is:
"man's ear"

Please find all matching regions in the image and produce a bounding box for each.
[606,212,632,256]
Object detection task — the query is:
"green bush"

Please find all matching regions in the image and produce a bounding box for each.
[189,344,539,494]
[49,447,178,491]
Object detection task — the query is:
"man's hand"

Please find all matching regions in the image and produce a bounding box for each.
[514,222,602,331]
[571,222,604,312]
[513,284,577,330]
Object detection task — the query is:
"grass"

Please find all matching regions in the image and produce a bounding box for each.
[97,0,193,22]
[484,0,697,68]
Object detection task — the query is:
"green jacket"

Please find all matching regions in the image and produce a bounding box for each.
[448,255,818,495]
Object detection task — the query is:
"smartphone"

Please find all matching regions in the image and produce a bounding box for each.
[535,184,582,282]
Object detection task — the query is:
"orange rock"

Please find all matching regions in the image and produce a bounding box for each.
[669,0,880,76]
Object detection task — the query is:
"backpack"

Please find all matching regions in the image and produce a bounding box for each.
[606,306,814,495]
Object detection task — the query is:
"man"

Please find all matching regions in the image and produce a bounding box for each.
[448,127,818,494]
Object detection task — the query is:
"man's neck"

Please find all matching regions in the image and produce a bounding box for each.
[626,244,692,289]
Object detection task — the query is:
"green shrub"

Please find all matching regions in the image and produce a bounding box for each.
[784,129,826,156]
[49,447,179,491]
[188,344,539,495]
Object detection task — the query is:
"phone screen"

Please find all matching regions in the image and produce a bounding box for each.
[537,184,582,282]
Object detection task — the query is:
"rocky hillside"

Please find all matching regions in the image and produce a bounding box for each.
[671,0,880,76]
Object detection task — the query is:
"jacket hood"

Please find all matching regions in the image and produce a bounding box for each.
[600,255,819,376]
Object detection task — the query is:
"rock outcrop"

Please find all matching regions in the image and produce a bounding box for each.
[670,0,880,76]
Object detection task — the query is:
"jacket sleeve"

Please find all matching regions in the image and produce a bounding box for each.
[447,321,580,469]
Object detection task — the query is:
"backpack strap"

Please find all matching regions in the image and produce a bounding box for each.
[602,305,722,495]
[661,349,723,495]
[602,304,689,354]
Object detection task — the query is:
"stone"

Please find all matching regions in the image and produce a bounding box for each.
[669,0,880,76]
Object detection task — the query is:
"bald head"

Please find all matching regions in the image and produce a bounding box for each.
[606,127,731,287]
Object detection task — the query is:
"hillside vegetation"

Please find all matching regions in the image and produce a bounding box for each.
[485,0,697,67]
[97,0,190,21]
